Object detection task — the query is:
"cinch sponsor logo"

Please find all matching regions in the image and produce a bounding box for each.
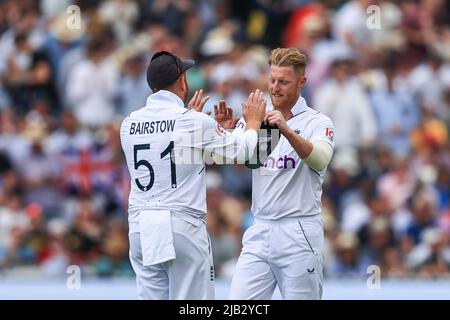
[216,124,225,136]
[263,155,296,169]
[236,121,245,129]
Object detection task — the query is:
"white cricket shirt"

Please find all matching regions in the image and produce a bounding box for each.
[120,90,257,233]
[236,96,334,219]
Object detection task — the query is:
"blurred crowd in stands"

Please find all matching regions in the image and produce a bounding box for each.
[0,0,449,280]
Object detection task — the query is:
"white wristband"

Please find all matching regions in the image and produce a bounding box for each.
[303,141,333,172]
[244,129,258,153]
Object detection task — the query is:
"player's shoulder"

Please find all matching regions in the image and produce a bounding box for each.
[181,108,216,125]
[124,106,147,120]
[305,106,334,127]
[120,106,147,132]
[120,114,132,129]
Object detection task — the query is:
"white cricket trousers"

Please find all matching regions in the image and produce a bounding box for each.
[129,215,215,299]
[229,215,324,300]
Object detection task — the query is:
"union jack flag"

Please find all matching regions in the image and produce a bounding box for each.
[61,144,114,194]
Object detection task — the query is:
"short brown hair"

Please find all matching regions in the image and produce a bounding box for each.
[269,48,307,74]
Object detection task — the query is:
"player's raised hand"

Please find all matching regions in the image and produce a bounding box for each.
[242,89,266,130]
[265,110,290,134]
[188,89,210,113]
[214,100,239,129]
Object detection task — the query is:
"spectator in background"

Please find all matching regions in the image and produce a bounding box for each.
[44,110,93,156]
[328,231,371,277]
[408,53,450,119]
[377,157,415,212]
[95,218,133,277]
[358,216,397,267]
[314,56,377,152]
[380,246,410,277]
[434,165,450,214]
[65,35,119,128]
[41,13,85,101]
[0,4,45,77]
[0,190,30,268]
[370,51,421,158]
[118,53,151,117]
[402,188,439,249]
[3,32,57,115]
[20,112,61,219]
[98,0,139,45]
[64,195,102,265]
[220,164,252,200]
[21,203,49,265]
[332,0,376,62]
[0,110,29,171]
[410,108,448,160]
[203,68,247,118]
[406,227,450,277]
[202,44,250,118]
[283,2,325,50]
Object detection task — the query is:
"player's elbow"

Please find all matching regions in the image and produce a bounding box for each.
[303,141,333,172]
[212,146,253,165]
[211,129,258,165]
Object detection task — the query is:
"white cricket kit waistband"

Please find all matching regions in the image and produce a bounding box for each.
[129,209,205,234]
[253,214,321,224]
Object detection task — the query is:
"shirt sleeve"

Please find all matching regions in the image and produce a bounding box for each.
[309,116,335,150]
[175,111,257,164]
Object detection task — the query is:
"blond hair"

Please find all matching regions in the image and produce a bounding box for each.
[269,48,307,74]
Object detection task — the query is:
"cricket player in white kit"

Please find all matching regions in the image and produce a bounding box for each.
[120,51,266,300]
[228,48,335,300]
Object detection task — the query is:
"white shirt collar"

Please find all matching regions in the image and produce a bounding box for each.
[146,90,185,109]
[290,95,308,116]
